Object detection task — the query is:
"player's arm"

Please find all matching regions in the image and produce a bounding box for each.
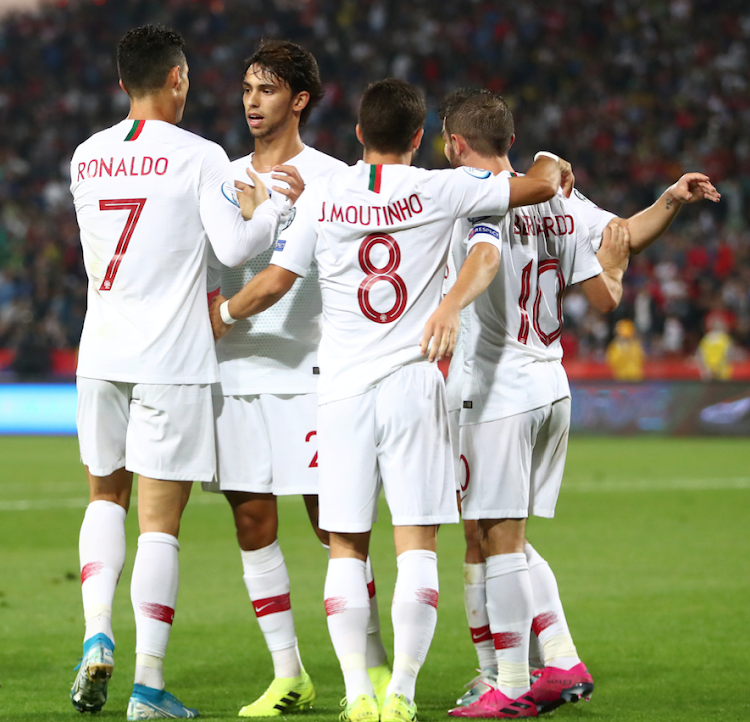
[580,222,630,313]
[421,240,500,362]
[210,264,299,340]
[617,173,720,254]
[507,152,568,208]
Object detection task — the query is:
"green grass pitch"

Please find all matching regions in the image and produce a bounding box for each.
[1,436,749,721]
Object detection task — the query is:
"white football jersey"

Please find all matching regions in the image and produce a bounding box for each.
[565,187,617,252]
[211,146,346,395]
[460,176,605,424]
[271,161,511,404]
[71,118,281,385]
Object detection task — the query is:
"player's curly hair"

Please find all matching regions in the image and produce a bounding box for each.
[440,88,515,158]
[117,25,186,98]
[358,78,426,155]
[244,40,324,127]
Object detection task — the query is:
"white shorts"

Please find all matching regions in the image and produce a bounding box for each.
[76,377,215,482]
[449,408,461,492]
[317,364,459,533]
[205,393,319,495]
[460,397,571,520]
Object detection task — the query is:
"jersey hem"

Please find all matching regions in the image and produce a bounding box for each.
[459,391,571,426]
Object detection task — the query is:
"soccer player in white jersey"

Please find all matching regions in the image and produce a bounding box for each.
[433,90,720,719]
[210,78,568,722]
[68,26,302,721]
[205,40,390,716]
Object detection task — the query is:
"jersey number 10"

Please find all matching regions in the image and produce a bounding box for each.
[518,258,565,346]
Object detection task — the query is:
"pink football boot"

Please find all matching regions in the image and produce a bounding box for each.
[448,688,538,718]
[528,663,593,714]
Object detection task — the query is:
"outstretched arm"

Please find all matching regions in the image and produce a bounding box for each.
[421,241,500,362]
[581,222,630,313]
[623,173,721,254]
[507,152,569,208]
[209,264,299,340]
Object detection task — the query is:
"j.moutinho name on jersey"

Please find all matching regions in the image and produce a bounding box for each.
[317,194,423,225]
[75,155,169,180]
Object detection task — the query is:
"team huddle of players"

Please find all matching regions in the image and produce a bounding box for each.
[68,24,721,722]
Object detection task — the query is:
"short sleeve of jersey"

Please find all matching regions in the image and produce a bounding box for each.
[270,188,317,277]
[465,218,503,255]
[566,188,617,253]
[569,203,603,285]
[431,167,511,221]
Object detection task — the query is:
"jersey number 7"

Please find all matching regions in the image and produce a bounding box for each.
[98,198,147,291]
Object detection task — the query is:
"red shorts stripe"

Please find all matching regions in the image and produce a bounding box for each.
[139,602,175,625]
[252,593,292,618]
[470,625,493,644]
[324,596,347,616]
[532,611,558,637]
[367,580,376,599]
[416,587,439,609]
[81,561,104,584]
[493,631,523,650]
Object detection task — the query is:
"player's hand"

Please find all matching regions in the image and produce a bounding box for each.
[559,157,575,198]
[599,221,630,274]
[666,173,721,205]
[235,169,270,220]
[209,294,233,341]
[271,164,305,205]
[420,300,460,363]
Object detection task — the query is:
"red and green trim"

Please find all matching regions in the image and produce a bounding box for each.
[368,164,382,193]
[510,171,519,177]
[125,119,145,141]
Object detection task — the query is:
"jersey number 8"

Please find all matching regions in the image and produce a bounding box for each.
[357,233,408,323]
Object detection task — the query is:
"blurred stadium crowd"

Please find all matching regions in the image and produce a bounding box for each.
[0,0,748,372]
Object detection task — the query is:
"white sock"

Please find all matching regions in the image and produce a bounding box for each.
[241,541,302,678]
[79,500,127,644]
[526,542,581,670]
[387,550,439,706]
[325,558,373,703]
[463,562,496,671]
[131,532,180,689]
[485,553,532,699]
[365,556,388,669]
[529,631,545,670]
[135,653,164,690]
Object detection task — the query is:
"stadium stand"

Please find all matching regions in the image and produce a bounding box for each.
[0,0,748,377]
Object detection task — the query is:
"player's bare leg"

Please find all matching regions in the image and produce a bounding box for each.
[306,494,390,703]
[226,491,314,717]
[71,467,132,713]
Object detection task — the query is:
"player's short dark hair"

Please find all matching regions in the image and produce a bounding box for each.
[440,88,515,158]
[117,25,186,98]
[358,79,426,155]
[243,40,324,127]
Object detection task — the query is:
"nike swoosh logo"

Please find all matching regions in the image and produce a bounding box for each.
[256,602,274,613]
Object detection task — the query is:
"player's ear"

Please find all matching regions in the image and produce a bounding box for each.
[293,91,310,113]
[118,79,129,96]
[508,133,516,151]
[166,65,181,90]
[412,127,425,151]
[355,124,364,146]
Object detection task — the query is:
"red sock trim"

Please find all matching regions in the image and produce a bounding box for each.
[324,596,347,616]
[81,561,104,584]
[470,625,492,644]
[416,587,439,608]
[367,580,376,599]
[252,593,292,618]
[493,631,523,650]
[139,602,175,625]
[532,611,558,637]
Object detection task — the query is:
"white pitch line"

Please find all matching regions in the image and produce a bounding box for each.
[563,477,750,493]
[0,492,227,512]
[1,479,748,511]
